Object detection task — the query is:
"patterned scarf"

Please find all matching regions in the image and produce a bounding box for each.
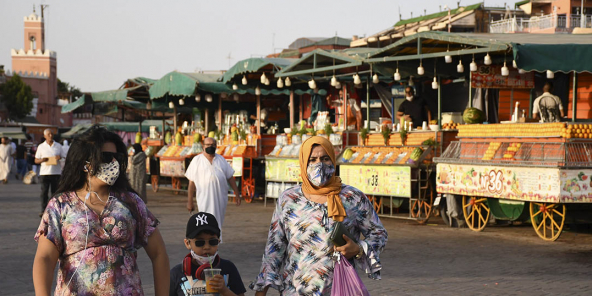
[299,136,346,222]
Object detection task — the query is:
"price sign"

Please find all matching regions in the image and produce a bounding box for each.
[341,165,411,197]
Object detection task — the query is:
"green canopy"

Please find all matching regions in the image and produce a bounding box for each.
[61,95,89,113]
[221,57,295,83]
[0,127,27,140]
[92,86,142,102]
[61,124,92,138]
[513,43,592,73]
[149,72,224,100]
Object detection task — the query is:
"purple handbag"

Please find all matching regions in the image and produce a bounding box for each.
[331,254,370,296]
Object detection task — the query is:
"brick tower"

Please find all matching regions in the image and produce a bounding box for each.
[10,7,68,127]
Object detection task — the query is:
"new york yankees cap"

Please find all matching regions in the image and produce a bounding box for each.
[186,212,221,238]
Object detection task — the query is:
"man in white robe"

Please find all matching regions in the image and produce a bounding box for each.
[185,137,241,234]
[0,137,14,183]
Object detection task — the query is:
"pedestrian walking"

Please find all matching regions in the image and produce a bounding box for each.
[129,143,147,203]
[34,129,66,215]
[15,141,28,180]
[251,136,388,296]
[0,137,14,183]
[185,137,241,236]
[32,124,170,296]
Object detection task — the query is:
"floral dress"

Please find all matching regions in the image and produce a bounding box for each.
[34,191,159,296]
[250,184,387,296]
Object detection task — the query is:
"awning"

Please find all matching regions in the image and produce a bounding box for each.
[92,86,142,102]
[275,49,367,78]
[149,72,224,100]
[513,43,592,73]
[61,95,89,113]
[0,127,27,140]
[61,124,92,138]
[221,58,295,83]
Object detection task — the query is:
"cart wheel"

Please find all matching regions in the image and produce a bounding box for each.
[529,202,566,241]
[241,180,255,203]
[367,195,383,213]
[151,175,159,193]
[462,196,490,232]
[411,182,435,224]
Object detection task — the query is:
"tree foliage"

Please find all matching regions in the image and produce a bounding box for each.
[0,74,34,120]
[58,78,83,99]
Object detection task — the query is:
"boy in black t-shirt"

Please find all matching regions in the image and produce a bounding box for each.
[170,212,246,296]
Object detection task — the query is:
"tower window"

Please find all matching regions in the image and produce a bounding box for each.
[29,36,36,50]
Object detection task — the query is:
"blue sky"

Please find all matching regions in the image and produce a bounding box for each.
[0,0,512,92]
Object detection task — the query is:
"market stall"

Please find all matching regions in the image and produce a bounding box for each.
[435,122,592,241]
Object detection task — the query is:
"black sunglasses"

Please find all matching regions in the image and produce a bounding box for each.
[102,152,125,164]
[193,239,220,247]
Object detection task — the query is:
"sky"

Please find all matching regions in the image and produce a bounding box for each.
[1,0,512,92]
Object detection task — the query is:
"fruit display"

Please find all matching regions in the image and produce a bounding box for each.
[338,146,426,165]
[463,107,486,124]
[457,122,592,139]
[175,131,183,146]
[135,132,142,144]
[482,142,501,160]
[442,121,460,130]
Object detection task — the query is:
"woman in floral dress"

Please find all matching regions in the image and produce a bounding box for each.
[32,125,170,296]
[251,136,388,296]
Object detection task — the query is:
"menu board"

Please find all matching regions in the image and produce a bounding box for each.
[229,157,242,177]
[340,165,411,197]
[265,158,301,182]
[437,164,592,203]
[471,65,534,89]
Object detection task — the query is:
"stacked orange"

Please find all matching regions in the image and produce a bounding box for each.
[458,122,566,138]
[482,142,501,160]
[502,143,521,160]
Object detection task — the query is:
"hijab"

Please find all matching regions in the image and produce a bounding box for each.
[299,136,346,222]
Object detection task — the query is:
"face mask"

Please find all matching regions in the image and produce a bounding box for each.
[205,146,216,155]
[406,96,414,101]
[307,162,335,187]
[96,160,120,186]
[191,250,218,266]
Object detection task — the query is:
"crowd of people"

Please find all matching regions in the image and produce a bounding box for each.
[26,124,387,296]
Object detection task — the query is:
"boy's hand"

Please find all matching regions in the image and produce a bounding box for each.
[209,274,231,295]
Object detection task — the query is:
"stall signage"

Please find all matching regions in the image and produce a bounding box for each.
[229,157,242,177]
[471,65,534,89]
[437,164,592,203]
[340,165,411,197]
[265,158,301,182]
[159,160,186,177]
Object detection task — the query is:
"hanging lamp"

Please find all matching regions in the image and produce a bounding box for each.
[277,77,284,88]
[205,94,213,102]
[260,73,267,84]
[470,55,478,72]
[179,98,185,105]
[232,83,238,90]
[285,77,291,87]
[255,86,261,95]
[394,61,401,81]
[168,101,174,109]
[547,70,554,79]
[484,53,492,65]
[457,60,464,73]
[195,94,201,102]
[242,75,247,85]
[417,60,425,75]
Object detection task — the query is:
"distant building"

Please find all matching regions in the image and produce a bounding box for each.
[268,36,351,58]
[351,3,526,48]
[491,0,592,34]
[5,8,72,127]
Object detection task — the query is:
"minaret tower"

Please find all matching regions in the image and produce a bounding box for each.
[11,5,60,126]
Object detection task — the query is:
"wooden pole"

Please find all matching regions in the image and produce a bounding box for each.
[289,90,294,129]
[366,76,370,128]
[173,104,177,135]
[218,95,223,131]
[257,94,261,136]
[572,71,578,122]
[205,108,209,134]
[299,94,303,122]
[438,76,442,129]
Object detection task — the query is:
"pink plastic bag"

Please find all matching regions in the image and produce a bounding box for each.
[331,254,370,296]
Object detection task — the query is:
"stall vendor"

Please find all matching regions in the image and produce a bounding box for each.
[533,82,564,123]
[397,86,431,129]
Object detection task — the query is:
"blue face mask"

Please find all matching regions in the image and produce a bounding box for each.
[306,162,335,187]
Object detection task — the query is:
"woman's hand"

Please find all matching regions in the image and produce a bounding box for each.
[334,235,360,259]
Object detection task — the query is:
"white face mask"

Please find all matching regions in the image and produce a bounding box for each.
[96,160,120,186]
[406,96,414,101]
[191,250,218,266]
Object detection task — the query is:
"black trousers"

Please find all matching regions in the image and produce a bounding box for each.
[40,175,60,211]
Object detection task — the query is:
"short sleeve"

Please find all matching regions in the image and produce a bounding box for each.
[397,101,406,113]
[34,198,65,254]
[556,96,564,110]
[225,261,247,295]
[35,145,42,159]
[130,193,159,248]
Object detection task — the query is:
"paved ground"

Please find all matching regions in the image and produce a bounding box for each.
[2,173,592,296]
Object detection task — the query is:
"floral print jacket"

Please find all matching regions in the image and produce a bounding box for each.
[250,184,387,296]
[34,191,159,296]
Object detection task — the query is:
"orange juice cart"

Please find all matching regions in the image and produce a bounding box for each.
[435,122,592,241]
[153,133,202,194]
[215,132,259,203]
[336,130,446,224]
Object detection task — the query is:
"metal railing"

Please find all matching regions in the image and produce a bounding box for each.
[489,14,591,33]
